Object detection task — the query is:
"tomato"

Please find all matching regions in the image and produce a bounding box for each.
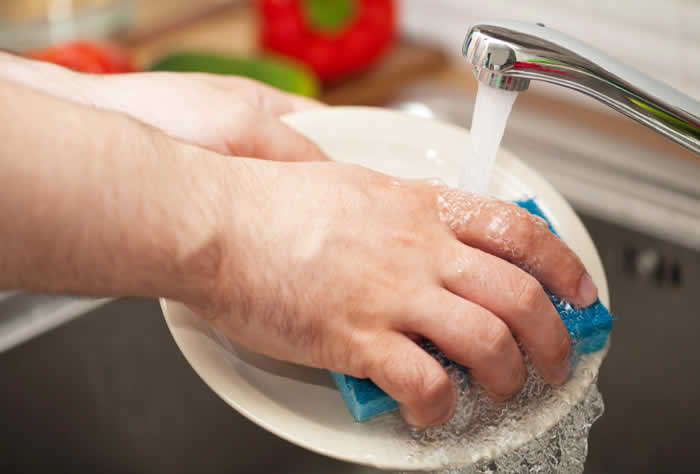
[25,41,135,74]
[258,0,396,82]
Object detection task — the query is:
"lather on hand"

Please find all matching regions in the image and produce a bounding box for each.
[0,56,597,429]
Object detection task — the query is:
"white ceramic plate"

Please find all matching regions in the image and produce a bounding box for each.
[160,107,609,471]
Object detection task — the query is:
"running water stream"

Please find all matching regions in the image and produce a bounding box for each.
[458,84,519,194]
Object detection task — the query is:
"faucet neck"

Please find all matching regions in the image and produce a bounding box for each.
[463,21,700,155]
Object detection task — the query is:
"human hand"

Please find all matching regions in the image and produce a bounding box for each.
[0,51,327,162]
[190,158,599,428]
[92,72,328,161]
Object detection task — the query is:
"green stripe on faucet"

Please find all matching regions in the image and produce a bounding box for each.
[628,97,700,137]
[527,58,699,137]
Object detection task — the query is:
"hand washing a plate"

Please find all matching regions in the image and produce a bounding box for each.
[161,23,623,474]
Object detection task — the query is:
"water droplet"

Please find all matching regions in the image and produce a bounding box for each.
[427,177,446,187]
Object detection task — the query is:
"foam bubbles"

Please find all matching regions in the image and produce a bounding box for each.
[393,351,604,474]
[427,383,604,474]
[435,189,548,276]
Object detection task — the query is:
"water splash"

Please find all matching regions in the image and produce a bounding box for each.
[394,355,604,474]
[459,84,519,194]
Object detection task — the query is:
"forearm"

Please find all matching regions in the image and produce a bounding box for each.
[0,79,235,303]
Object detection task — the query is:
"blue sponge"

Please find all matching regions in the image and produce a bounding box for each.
[331,198,613,422]
[331,341,466,422]
[331,372,399,422]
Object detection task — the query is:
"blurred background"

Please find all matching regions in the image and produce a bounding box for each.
[1,1,698,473]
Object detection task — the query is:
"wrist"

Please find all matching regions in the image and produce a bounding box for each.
[159,142,259,308]
[0,51,102,107]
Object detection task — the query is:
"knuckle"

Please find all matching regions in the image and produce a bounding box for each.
[374,350,449,406]
[514,275,547,314]
[377,352,415,394]
[483,204,539,260]
[513,212,540,249]
[491,369,525,400]
[443,296,466,322]
[316,331,357,373]
[561,252,587,286]
[389,228,424,250]
[417,368,452,406]
[474,357,525,401]
[415,181,441,204]
[482,320,514,359]
[355,337,383,380]
[545,331,572,367]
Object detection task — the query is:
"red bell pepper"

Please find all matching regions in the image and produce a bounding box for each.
[25,41,135,74]
[258,0,395,82]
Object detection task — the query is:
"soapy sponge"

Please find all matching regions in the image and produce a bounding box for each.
[331,198,613,422]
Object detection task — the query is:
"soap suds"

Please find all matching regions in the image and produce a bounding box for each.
[435,187,546,275]
[393,350,603,473]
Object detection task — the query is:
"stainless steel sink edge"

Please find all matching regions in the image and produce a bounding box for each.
[0,293,112,353]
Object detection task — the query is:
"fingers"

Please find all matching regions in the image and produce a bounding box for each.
[437,189,597,307]
[260,89,324,116]
[190,74,328,161]
[204,74,325,116]
[441,244,571,385]
[361,332,457,428]
[400,289,526,402]
[230,110,329,162]
[249,81,324,117]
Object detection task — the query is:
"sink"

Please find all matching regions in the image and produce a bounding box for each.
[0,298,379,474]
[580,214,700,474]
[1,212,698,474]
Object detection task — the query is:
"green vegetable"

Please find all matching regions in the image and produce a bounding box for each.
[150,52,320,97]
[304,0,355,31]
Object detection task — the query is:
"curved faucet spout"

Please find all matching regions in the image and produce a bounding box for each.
[463,21,700,155]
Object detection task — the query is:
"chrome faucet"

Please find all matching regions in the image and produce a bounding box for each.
[463,21,700,155]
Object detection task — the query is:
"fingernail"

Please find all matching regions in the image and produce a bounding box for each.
[577,272,598,307]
